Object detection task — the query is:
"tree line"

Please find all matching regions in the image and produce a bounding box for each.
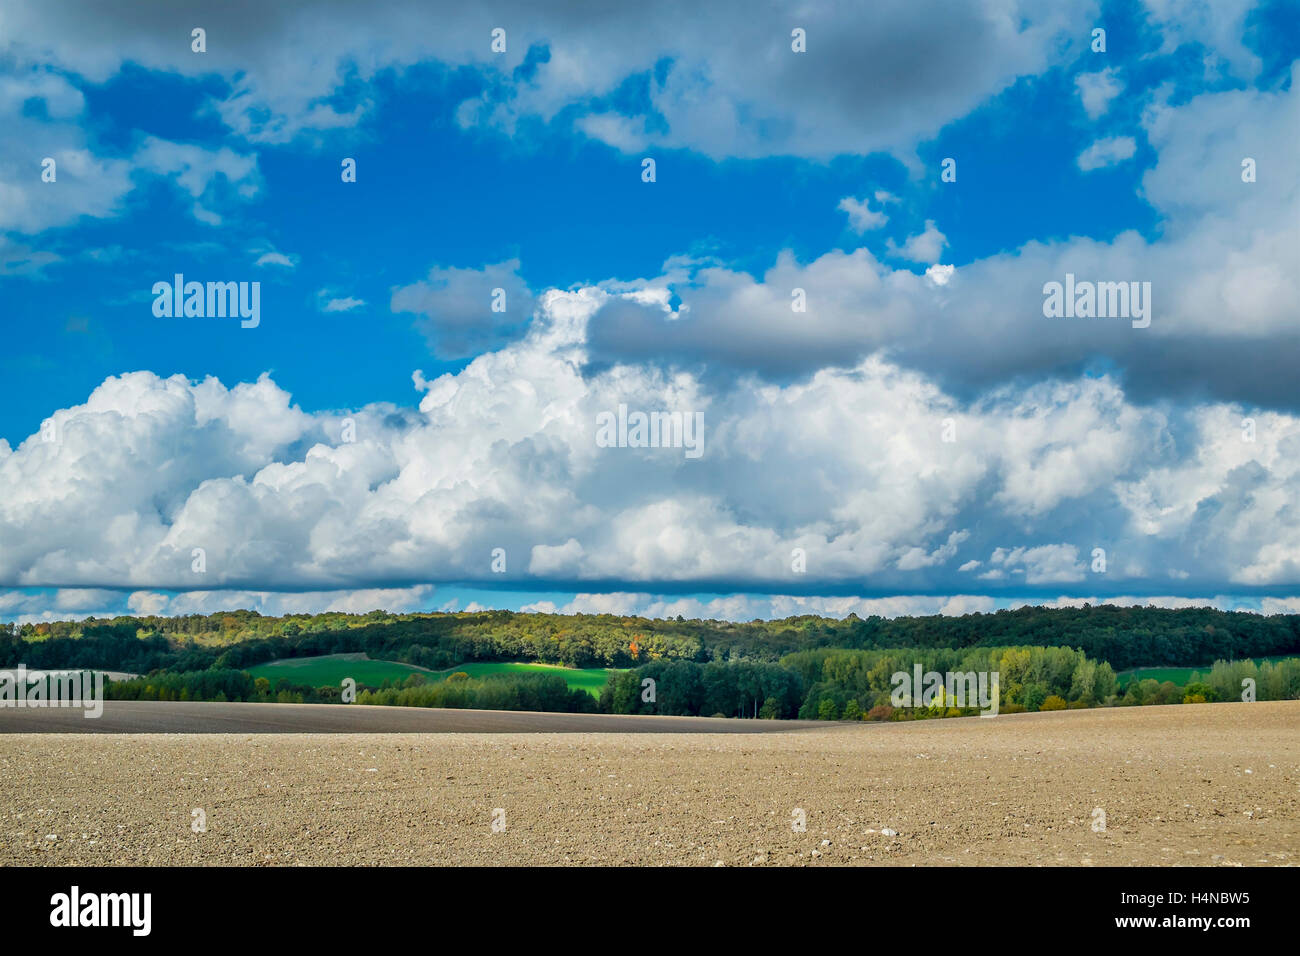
[105,668,598,713]
[7,604,1300,674]
[96,647,1299,718]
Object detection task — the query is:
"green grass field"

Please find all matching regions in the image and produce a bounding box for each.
[246,653,622,697]
[246,653,430,687]
[1116,656,1299,687]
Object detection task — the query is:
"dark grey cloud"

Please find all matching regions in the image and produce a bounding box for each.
[5,0,1094,154]
[391,259,534,358]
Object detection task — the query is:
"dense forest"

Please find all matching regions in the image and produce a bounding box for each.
[96,650,1300,717]
[6,603,1300,674]
[6,605,1299,718]
[605,650,1300,718]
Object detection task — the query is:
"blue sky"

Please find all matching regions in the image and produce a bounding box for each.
[1,0,1297,623]
[10,0,1260,441]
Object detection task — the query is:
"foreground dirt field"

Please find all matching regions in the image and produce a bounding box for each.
[1,701,1296,866]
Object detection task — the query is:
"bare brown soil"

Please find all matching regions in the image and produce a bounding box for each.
[1,701,1295,866]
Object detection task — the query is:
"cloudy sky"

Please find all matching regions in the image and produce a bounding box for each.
[1,0,1297,624]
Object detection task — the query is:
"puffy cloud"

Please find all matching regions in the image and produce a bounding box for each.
[391,258,534,358]
[134,136,262,225]
[255,251,297,269]
[1077,135,1137,171]
[0,588,118,615]
[529,538,585,575]
[0,587,127,625]
[319,295,366,313]
[125,591,170,616]
[889,219,947,264]
[2,286,1298,597]
[0,67,261,244]
[982,545,1086,584]
[897,531,970,571]
[586,248,927,378]
[924,263,954,286]
[1141,0,1262,80]
[575,113,651,153]
[1075,68,1124,119]
[838,195,888,232]
[1139,80,1286,227]
[0,69,133,236]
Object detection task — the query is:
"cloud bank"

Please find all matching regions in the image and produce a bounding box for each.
[2,285,1296,595]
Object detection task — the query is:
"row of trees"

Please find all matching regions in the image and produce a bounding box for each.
[1181,657,1300,703]
[106,669,258,703]
[592,647,1120,719]
[783,646,1117,718]
[103,668,598,713]
[599,661,805,718]
[353,672,596,713]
